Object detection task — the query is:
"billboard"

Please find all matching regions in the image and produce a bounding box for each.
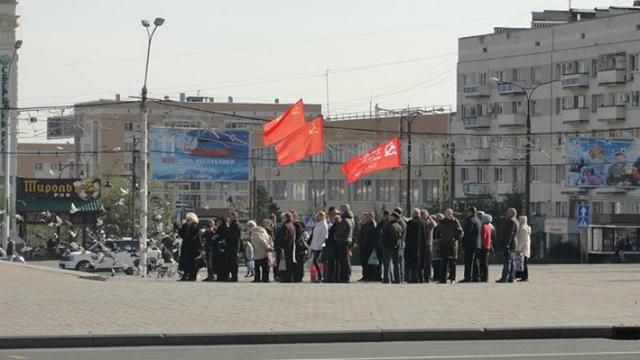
[566,137,640,188]
[151,128,249,181]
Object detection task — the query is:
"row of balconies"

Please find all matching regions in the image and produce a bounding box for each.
[463,106,627,130]
[463,147,525,162]
[464,69,631,99]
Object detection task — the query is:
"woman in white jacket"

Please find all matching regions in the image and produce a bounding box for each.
[309,211,328,283]
[516,215,531,282]
[247,221,273,283]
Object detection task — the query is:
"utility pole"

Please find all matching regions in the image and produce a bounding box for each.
[1,40,21,251]
[325,69,330,120]
[131,136,138,239]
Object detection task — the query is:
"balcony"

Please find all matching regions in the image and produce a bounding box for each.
[463,182,489,196]
[497,149,525,161]
[466,147,491,161]
[462,116,491,129]
[497,81,526,95]
[463,84,491,97]
[561,108,590,124]
[597,69,626,86]
[597,105,626,122]
[497,113,526,127]
[496,183,516,195]
[561,73,590,89]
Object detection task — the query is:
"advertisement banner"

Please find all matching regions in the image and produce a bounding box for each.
[151,127,249,181]
[566,137,640,188]
[17,178,101,200]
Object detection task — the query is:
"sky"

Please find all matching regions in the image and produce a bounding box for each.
[16,0,632,120]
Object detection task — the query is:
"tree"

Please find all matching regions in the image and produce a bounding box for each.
[256,185,280,220]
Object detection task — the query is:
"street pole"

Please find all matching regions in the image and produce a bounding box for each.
[2,40,21,251]
[131,136,138,239]
[524,93,532,216]
[406,116,413,215]
[139,18,164,277]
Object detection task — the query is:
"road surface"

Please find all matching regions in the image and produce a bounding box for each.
[2,339,640,360]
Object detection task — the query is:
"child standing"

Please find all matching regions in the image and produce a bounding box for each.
[244,239,255,278]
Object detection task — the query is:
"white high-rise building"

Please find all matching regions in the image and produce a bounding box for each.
[454,4,640,261]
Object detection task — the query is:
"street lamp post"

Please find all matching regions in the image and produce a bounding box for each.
[375,106,444,215]
[490,78,557,216]
[2,40,21,251]
[139,17,164,277]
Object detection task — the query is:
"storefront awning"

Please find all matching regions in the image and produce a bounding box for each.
[17,198,104,214]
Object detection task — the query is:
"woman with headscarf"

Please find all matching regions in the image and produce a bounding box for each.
[178,212,202,281]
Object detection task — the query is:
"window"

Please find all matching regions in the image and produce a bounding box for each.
[352,181,373,202]
[124,162,133,171]
[592,202,604,214]
[531,202,544,216]
[555,165,566,183]
[34,163,43,171]
[532,166,540,182]
[328,180,347,201]
[476,168,488,183]
[494,167,504,183]
[592,94,599,113]
[512,167,518,183]
[556,97,562,114]
[512,68,519,81]
[272,180,287,200]
[308,180,324,203]
[591,59,598,77]
[376,180,396,203]
[124,122,134,131]
[595,93,628,107]
[630,54,639,72]
[495,71,504,81]
[461,168,470,182]
[400,180,420,204]
[562,95,586,110]
[290,181,306,201]
[631,91,640,107]
[479,72,487,85]
[598,52,626,71]
[423,179,440,204]
[555,201,568,217]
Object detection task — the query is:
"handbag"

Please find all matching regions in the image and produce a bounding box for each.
[367,250,379,266]
[268,252,277,268]
[512,252,524,272]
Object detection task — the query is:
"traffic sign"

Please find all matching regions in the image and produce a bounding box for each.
[577,204,590,229]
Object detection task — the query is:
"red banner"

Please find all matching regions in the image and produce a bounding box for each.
[341,138,401,183]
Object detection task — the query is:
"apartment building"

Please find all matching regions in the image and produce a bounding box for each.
[454,4,640,260]
[17,143,75,178]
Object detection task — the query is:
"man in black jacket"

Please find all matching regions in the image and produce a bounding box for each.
[358,212,378,281]
[334,207,353,283]
[461,207,481,283]
[202,220,217,281]
[405,208,426,283]
[381,212,403,284]
[420,209,436,283]
[496,207,520,283]
[227,211,242,282]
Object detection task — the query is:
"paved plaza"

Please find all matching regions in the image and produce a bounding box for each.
[1,262,639,337]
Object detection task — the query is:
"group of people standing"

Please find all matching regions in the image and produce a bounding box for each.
[175,204,532,285]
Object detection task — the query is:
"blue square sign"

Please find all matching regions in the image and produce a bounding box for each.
[577,204,590,229]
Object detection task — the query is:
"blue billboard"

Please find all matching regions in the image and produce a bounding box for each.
[566,137,640,188]
[151,128,249,181]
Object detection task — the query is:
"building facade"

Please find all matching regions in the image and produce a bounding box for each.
[454,5,640,260]
[17,143,75,178]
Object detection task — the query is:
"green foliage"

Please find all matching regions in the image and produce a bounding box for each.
[256,185,280,221]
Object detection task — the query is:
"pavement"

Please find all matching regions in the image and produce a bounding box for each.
[0,261,639,349]
[2,339,640,360]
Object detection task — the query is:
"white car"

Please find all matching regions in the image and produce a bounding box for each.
[58,239,161,274]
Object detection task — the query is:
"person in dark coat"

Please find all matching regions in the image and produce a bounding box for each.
[227,211,241,282]
[212,217,229,281]
[392,207,407,283]
[405,208,426,283]
[202,219,217,281]
[336,204,354,283]
[277,212,296,283]
[292,220,308,282]
[324,215,338,283]
[420,209,437,283]
[358,212,378,281]
[435,208,463,284]
[178,212,202,281]
[496,208,520,283]
[461,207,481,283]
[381,212,403,284]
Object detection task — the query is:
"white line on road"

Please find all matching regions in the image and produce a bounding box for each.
[278,351,640,360]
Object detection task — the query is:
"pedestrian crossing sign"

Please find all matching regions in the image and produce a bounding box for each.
[577,205,590,229]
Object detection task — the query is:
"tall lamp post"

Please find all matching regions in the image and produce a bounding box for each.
[2,39,22,251]
[375,106,445,215]
[490,78,556,216]
[139,17,164,277]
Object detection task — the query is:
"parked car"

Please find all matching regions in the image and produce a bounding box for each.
[58,238,160,274]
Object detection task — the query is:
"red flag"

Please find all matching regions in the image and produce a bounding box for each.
[341,138,401,183]
[263,99,306,146]
[275,117,324,167]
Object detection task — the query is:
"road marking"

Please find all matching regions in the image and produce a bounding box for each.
[7,356,30,360]
[278,351,640,360]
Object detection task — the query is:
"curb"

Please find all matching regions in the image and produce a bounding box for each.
[1,326,638,350]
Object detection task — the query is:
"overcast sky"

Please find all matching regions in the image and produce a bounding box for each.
[17,0,629,116]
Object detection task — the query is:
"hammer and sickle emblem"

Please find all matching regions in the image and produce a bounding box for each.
[384,142,397,157]
[309,124,319,135]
